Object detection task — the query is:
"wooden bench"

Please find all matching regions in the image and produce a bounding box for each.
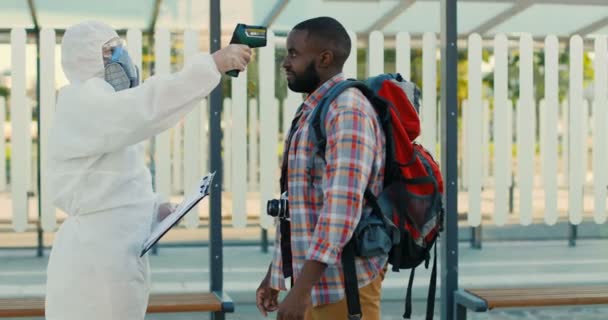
[454,285,608,319]
[0,292,234,318]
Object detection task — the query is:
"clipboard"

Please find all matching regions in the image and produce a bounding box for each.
[140,172,215,257]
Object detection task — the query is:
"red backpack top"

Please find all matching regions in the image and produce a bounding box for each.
[372,75,444,248]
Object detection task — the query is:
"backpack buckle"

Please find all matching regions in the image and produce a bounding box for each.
[348,314,362,320]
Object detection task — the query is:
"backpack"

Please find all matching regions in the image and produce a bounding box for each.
[308,73,445,320]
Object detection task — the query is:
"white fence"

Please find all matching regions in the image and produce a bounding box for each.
[1,28,607,233]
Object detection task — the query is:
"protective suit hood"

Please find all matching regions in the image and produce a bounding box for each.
[61,21,118,83]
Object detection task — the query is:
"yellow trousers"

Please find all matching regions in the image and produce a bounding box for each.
[306,270,385,320]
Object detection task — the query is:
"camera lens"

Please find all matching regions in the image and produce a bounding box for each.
[267,199,279,217]
[266,199,289,219]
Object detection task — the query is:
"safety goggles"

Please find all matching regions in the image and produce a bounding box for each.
[102,37,127,65]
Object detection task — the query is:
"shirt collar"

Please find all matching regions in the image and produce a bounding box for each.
[301,73,346,112]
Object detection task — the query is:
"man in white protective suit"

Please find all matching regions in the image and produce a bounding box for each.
[44,20,251,320]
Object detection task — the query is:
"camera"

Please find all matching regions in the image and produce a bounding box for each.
[267,192,289,219]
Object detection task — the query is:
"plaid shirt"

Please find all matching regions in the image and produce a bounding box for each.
[269,73,387,306]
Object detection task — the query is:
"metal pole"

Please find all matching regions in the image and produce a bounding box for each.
[470,226,481,249]
[568,223,578,247]
[35,27,43,258]
[440,0,458,319]
[261,229,268,253]
[209,0,225,319]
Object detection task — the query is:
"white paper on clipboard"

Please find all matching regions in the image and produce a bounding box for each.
[140,172,215,257]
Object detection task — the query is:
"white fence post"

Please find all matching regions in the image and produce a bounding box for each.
[582,99,590,184]
[540,97,545,171]
[542,35,560,225]
[593,35,608,224]
[274,98,281,195]
[172,122,183,194]
[461,99,468,190]
[231,69,248,228]
[223,97,232,192]
[183,29,202,228]
[40,28,57,231]
[0,98,5,192]
[10,28,28,232]
[200,98,209,174]
[259,30,277,229]
[422,32,437,157]
[368,31,384,77]
[27,98,34,195]
[345,30,357,79]
[396,32,411,81]
[127,29,142,68]
[482,99,491,184]
[153,28,172,202]
[493,34,510,226]
[248,98,259,192]
[569,36,584,225]
[467,34,483,227]
[561,99,569,187]
[517,34,535,226]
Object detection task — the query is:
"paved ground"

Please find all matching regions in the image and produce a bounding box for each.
[1,239,607,319]
[143,302,608,320]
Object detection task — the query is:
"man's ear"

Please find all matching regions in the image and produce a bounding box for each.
[318,50,334,69]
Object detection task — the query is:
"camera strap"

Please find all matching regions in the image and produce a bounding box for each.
[278,104,305,279]
[280,104,305,193]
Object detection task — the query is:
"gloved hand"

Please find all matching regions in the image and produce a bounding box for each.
[212,44,252,73]
[156,202,179,222]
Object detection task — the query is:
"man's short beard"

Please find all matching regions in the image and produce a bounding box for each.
[287,61,320,93]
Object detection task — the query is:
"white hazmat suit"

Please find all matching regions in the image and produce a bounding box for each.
[45,21,221,320]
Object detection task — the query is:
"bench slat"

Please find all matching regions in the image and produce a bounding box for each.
[148,293,222,313]
[466,285,608,309]
[0,293,223,317]
[0,297,43,318]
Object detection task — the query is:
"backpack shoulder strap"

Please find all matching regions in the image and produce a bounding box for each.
[309,78,393,206]
[342,240,362,320]
[308,79,383,160]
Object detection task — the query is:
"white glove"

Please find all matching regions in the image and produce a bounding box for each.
[156,202,178,222]
[212,44,252,73]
